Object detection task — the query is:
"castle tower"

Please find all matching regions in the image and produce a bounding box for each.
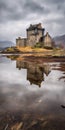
[26,23,45,47]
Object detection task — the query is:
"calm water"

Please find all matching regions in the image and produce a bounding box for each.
[0,55,65,130]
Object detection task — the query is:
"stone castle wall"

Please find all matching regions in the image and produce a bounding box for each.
[16,37,27,47]
[26,29,43,47]
[16,23,54,48]
[16,23,44,47]
[43,32,54,48]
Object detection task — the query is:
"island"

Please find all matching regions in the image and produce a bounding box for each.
[0,23,65,57]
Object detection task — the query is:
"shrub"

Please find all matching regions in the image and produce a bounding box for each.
[44,46,53,49]
[34,42,42,48]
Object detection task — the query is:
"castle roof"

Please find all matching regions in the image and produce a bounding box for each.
[44,32,53,41]
[27,23,45,31]
[43,32,55,48]
[45,32,51,38]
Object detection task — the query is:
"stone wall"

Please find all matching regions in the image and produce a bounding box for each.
[27,36,37,47]
[37,30,43,42]
[27,30,34,38]
[16,37,27,47]
[26,29,43,47]
[43,32,54,48]
[16,61,28,69]
[16,24,54,48]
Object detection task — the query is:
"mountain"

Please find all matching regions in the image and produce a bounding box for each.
[54,34,65,48]
[0,41,14,49]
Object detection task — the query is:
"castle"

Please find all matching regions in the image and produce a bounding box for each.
[16,23,54,48]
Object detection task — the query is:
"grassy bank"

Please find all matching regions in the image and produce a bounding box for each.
[1,46,65,57]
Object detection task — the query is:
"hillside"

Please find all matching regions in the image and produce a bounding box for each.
[54,34,65,48]
[0,41,14,49]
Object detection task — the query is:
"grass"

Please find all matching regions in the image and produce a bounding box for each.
[1,46,65,57]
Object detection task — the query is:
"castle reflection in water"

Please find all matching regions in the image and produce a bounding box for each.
[16,60,51,87]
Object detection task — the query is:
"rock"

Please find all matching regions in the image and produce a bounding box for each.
[27,120,38,129]
[41,120,48,127]
[11,122,23,130]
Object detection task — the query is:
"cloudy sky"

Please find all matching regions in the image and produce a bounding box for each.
[0,0,65,43]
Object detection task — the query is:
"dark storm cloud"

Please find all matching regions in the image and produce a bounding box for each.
[0,0,25,22]
[23,0,49,14]
[0,0,49,22]
[43,0,65,4]
[0,0,50,23]
[0,0,65,23]
[0,0,65,41]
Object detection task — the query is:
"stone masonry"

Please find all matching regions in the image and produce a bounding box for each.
[16,23,54,48]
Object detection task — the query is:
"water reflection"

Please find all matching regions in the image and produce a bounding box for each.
[16,60,51,87]
[52,62,65,82]
[0,55,65,130]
